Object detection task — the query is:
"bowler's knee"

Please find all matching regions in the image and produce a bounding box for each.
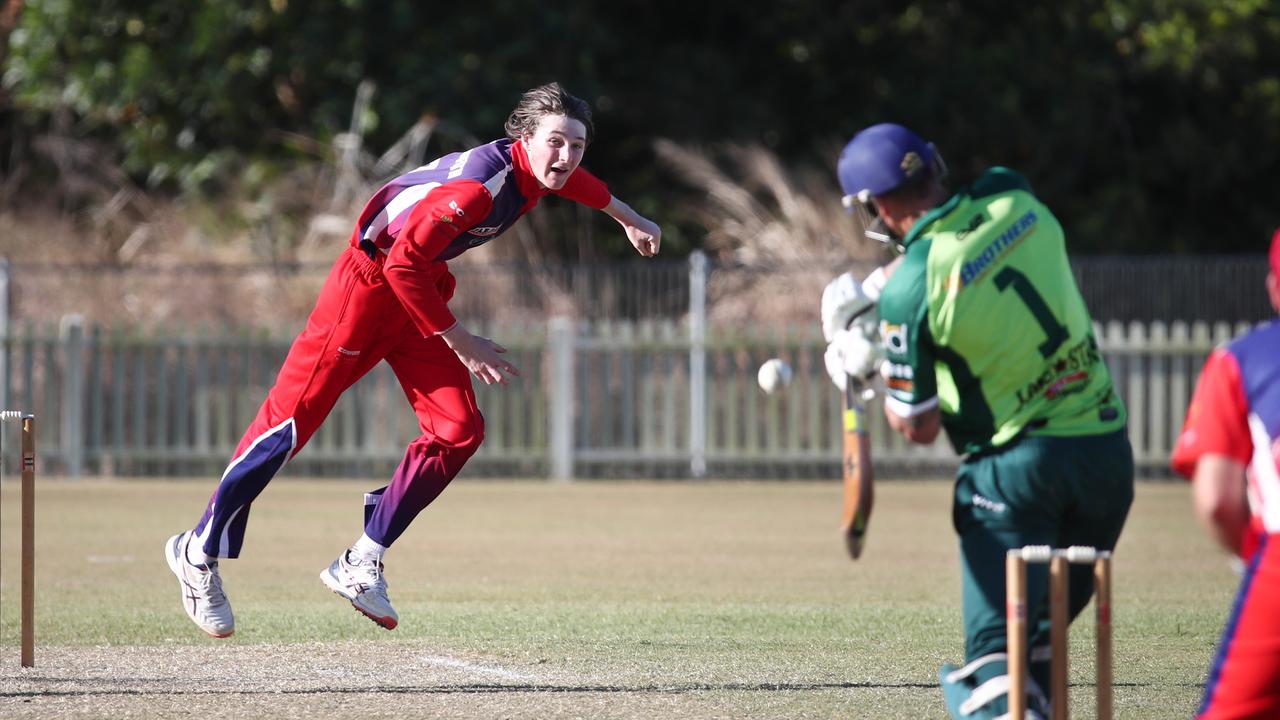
[433,408,485,457]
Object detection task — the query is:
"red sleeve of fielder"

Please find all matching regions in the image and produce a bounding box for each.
[555,166,611,209]
[384,180,494,336]
[1171,349,1253,478]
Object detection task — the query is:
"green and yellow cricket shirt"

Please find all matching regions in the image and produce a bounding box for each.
[877,168,1126,456]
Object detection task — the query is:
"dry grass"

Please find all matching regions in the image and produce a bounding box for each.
[653,140,868,266]
[653,139,893,323]
[3,131,898,330]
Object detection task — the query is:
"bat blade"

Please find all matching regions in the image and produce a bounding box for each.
[841,377,874,560]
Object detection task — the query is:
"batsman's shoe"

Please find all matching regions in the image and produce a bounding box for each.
[321,550,398,630]
[164,531,234,638]
[940,655,1047,720]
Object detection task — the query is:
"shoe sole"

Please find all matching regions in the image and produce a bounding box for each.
[320,570,398,630]
[165,533,234,639]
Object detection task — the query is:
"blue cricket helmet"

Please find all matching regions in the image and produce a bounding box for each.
[836,123,942,200]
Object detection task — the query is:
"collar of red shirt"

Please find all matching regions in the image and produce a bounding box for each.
[509,138,552,208]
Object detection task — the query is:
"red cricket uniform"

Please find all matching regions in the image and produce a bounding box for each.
[191,138,610,556]
[1173,318,1280,720]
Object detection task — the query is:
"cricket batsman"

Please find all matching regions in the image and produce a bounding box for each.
[165,82,661,637]
[833,123,1133,719]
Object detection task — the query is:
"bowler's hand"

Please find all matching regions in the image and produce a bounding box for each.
[603,196,661,257]
[626,217,661,257]
[440,324,521,385]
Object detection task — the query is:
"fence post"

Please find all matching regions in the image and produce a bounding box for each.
[0,258,8,413]
[548,316,575,481]
[688,251,708,478]
[61,314,86,477]
[1149,321,1169,460]
[1169,321,1190,450]
[1126,321,1147,468]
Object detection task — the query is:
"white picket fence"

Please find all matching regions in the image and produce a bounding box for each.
[1096,319,1255,472]
[0,317,1249,479]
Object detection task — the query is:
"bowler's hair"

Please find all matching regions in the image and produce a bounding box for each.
[504,82,595,145]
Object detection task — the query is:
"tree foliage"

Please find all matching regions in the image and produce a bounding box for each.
[2,0,1278,255]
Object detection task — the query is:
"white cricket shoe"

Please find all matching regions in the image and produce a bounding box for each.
[321,550,398,630]
[164,531,234,638]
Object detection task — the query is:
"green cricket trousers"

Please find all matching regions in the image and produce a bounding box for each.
[952,428,1133,692]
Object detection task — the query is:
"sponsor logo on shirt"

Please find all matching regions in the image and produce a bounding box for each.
[887,377,914,393]
[1013,335,1102,411]
[884,362,913,379]
[960,210,1037,287]
[1046,371,1088,400]
[883,360,914,395]
[955,212,989,242]
[469,225,502,237]
[971,493,1007,514]
[881,321,909,355]
[439,199,468,224]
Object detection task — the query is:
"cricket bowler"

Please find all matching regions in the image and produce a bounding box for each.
[165,82,661,637]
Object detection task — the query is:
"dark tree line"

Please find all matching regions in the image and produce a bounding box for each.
[2,0,1277,256]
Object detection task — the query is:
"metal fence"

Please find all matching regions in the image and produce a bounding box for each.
[1,254,1271,330]
[0,315,1245,480]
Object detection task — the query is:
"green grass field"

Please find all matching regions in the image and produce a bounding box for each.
[0,477,1233,718]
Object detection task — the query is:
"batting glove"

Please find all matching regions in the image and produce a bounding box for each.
[820,272,878,343]
[824,329,885,392]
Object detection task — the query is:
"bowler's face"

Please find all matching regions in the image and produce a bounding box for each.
[522,115,587,191]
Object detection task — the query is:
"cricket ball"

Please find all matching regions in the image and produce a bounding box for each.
[757,358,793,394]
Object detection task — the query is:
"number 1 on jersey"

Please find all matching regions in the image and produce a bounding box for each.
[994,267,1069,358]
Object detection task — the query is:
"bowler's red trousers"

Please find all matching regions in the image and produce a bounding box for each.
[192,246,483,557]
[1198,534,1280,719]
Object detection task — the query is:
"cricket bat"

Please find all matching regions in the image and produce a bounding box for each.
[841,352,874,560]
[837,257,900,560]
